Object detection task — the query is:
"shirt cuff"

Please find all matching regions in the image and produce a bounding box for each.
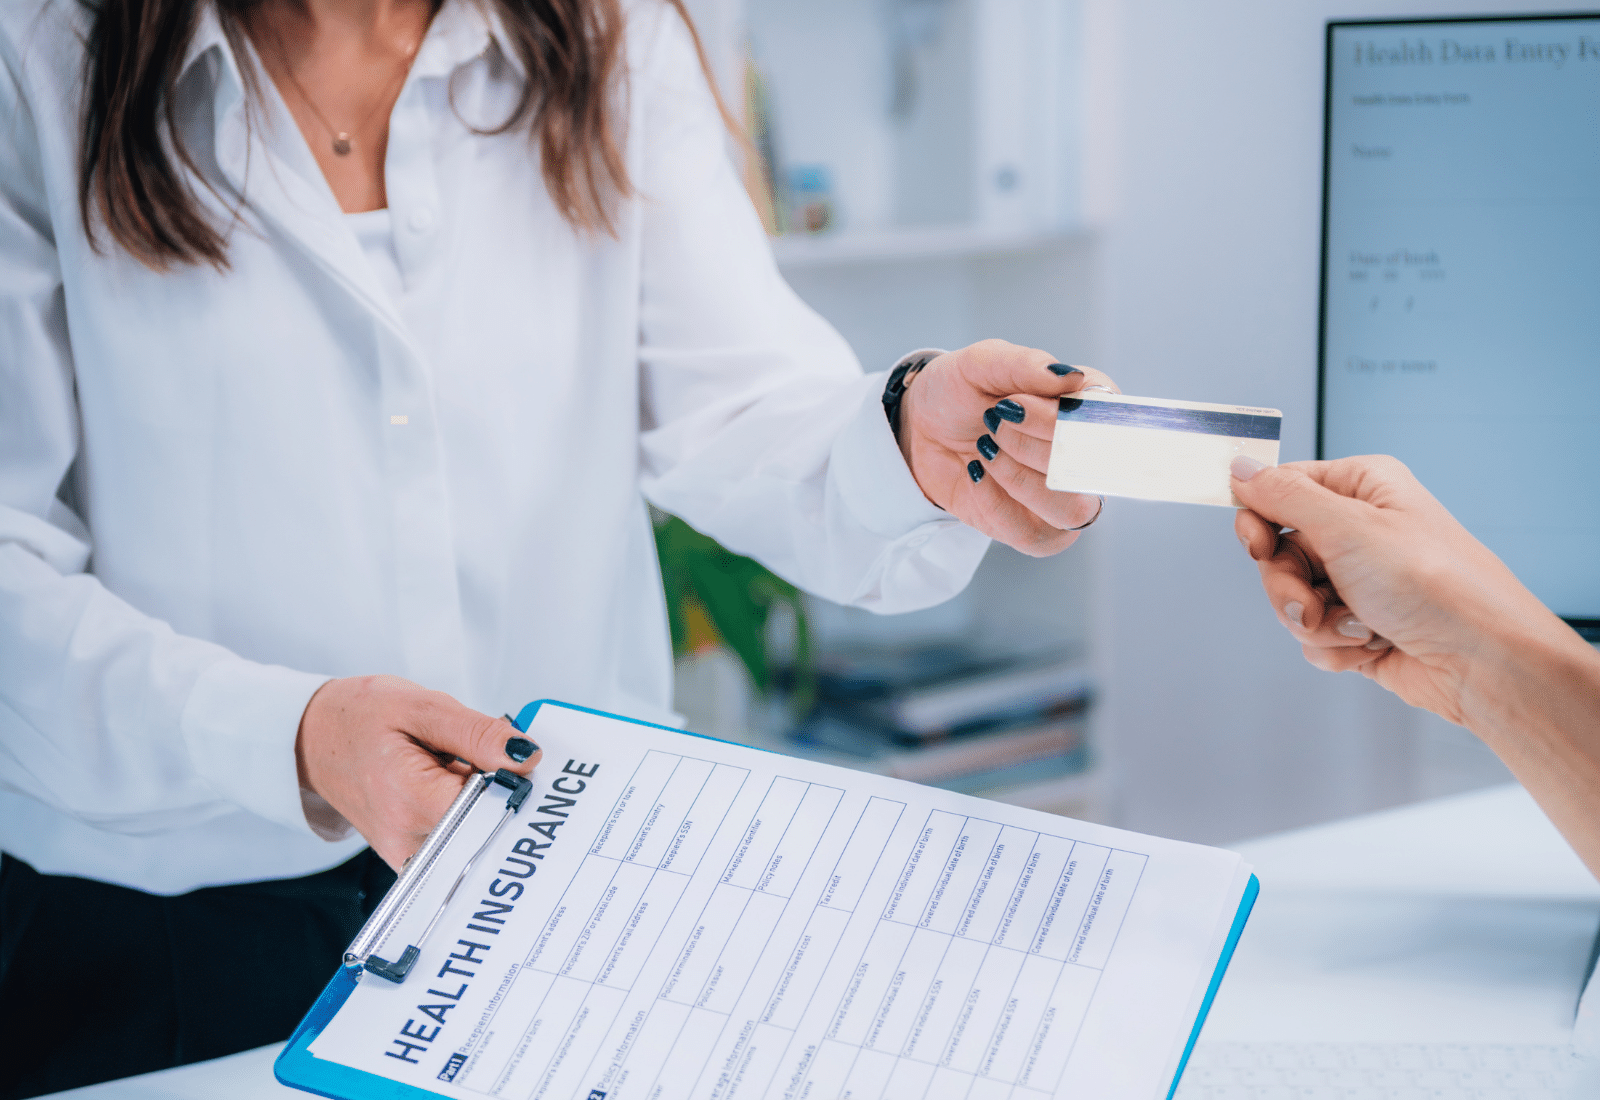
[180,658,336,838]
[832,369,953,540]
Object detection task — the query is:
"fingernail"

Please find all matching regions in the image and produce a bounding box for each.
[983,407,1002,434]
[994,399,1026,423]
[1231,455,1267,481]
[1365,635,1392,651]
[1284,601,1304,628]
[976,434,999,461]
[967,460,985,483]
[505,736,537,763]
[1047,363,1082,377]
[1337,617,1372,641]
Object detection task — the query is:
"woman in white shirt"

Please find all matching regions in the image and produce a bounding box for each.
[0,0,1112,1091]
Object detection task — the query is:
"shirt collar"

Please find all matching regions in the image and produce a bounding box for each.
[179,2,231,84]
[414,0,522,80]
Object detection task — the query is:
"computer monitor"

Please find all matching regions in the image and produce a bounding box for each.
[1319,14,1600,640]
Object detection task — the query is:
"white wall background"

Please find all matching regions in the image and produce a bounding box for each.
[1080,0,1528,844]
[686,0,1524,843]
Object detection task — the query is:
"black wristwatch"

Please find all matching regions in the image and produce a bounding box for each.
[881,348,945,442]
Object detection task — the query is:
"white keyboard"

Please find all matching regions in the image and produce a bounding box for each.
[1175,1041,1584,1099]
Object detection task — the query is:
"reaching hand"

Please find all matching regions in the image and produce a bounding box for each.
[1231,452,1600,880]
[295,675,542,869]
[898,339,1114,556]
[1229,453,1565,725]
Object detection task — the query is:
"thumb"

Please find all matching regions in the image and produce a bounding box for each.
[412,695,543,777]
[1230,456,1368,541]
[954,340,1115,400]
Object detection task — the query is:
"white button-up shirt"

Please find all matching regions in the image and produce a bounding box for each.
[0,0,989,894]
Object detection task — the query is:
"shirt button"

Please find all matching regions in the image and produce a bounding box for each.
[408,207,435,233]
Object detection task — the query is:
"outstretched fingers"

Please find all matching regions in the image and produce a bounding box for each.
[987,422,1052,474]
[978,447,1100,533]
[981,373,1120,447]
[1255,538,1327,634]
[952,456,1079,556]
[1234,505,1280,563]
[1304,639,1394,673]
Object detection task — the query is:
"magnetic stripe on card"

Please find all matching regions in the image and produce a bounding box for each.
[1057,399,1281,441]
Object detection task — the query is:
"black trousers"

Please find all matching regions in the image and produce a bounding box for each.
[0,849,395,1099]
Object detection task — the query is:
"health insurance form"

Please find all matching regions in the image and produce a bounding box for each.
[309,703,1252,1100]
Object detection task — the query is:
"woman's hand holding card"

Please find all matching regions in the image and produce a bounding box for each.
[899,339,1113,555]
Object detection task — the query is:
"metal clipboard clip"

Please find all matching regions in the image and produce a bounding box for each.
[344,762,534,984]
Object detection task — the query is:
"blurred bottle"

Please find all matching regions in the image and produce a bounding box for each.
[788,165,836,235]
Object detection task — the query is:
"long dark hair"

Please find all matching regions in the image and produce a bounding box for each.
[78,0,725,269]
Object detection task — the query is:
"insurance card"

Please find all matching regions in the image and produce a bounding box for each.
[1046,393,1282,508]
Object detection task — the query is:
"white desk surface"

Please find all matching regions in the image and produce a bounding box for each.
[1206,784,1599,1046]
[41,784,1599,1098]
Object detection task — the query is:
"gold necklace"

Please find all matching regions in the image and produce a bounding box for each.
[269,30,423,157]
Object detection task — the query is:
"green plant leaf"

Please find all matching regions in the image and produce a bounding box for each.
[652,514,813,707]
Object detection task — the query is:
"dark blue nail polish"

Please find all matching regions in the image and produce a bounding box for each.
[994,399,1025,423]
[505,737,537,763]
[976,434,999,461]
[1047,363,1082,376]
[983,407,1002,434]
[967,460,985,483]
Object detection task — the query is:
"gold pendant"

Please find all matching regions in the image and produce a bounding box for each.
[332,133,352,156]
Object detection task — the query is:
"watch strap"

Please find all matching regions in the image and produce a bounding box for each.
[882,348,946,440]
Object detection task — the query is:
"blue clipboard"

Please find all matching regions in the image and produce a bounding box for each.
[275,700,1259,1100]
[1166,872,1259,1100]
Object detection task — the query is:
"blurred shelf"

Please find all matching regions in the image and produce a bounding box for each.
[771,223,1087,271]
